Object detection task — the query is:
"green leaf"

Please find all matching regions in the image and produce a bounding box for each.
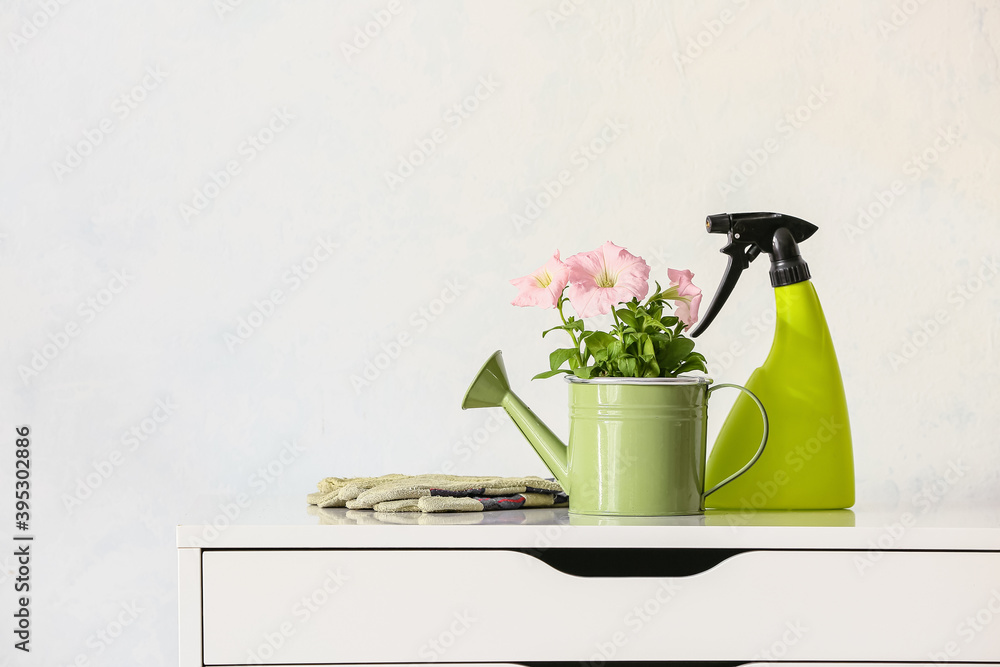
[674,358,708,375]
[617,356,638,377]
[577,331,593,363]
[549,347,580,371]
[642,314,670,332]
[573,365,595,379]
[660,315,679,327]
[583,331,615,354]
[650,331,673,346]
[616,309,639,330]
[656,337,696,373]
[532,369,572,380]
[640,335,655,361]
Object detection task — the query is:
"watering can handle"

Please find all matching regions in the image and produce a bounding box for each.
[702,383,769,499]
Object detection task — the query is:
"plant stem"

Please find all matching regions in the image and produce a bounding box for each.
[557,296,584,367]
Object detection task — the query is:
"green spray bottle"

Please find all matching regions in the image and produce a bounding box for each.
[690,212,854,510]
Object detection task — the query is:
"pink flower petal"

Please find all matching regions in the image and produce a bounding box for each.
[564,241,650,317]
[668,268,702,329]
[510,251,570,309]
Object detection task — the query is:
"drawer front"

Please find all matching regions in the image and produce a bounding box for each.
[202,549,1000,664]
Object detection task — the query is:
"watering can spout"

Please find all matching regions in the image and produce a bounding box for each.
[462,351,570,492]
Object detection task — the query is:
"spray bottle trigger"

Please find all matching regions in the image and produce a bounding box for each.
[689,241,755,338]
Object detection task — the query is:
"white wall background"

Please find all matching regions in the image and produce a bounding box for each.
[1,0,999,664]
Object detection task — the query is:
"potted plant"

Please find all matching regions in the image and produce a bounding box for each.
[462,241,768,516]
[509,241,707,381]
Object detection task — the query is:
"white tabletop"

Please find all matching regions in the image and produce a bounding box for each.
[176,494,1000,550]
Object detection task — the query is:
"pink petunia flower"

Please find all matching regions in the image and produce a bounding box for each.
[510,251,571,308]
[564,241,650,318]
[668,268,703,330]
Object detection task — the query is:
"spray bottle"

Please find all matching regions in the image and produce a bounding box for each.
[690,212,854,509]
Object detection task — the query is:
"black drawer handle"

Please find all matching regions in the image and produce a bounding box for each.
[513,547,749,578]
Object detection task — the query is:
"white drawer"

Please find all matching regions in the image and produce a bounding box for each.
[202,548,1000,664]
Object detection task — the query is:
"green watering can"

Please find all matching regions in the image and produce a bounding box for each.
[462,350,769,516]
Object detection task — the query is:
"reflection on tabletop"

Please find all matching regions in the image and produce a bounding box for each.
[306,504,854,527]
[307,504,571,526]
[568,509,855,527]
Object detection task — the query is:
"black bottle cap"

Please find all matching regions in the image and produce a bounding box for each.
[768,227,811,287]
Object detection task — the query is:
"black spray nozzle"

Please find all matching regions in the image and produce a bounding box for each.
[689,212,818,338]
[706,214,732,234]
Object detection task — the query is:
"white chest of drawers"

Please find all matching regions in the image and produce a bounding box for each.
[177,496,1000,666]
